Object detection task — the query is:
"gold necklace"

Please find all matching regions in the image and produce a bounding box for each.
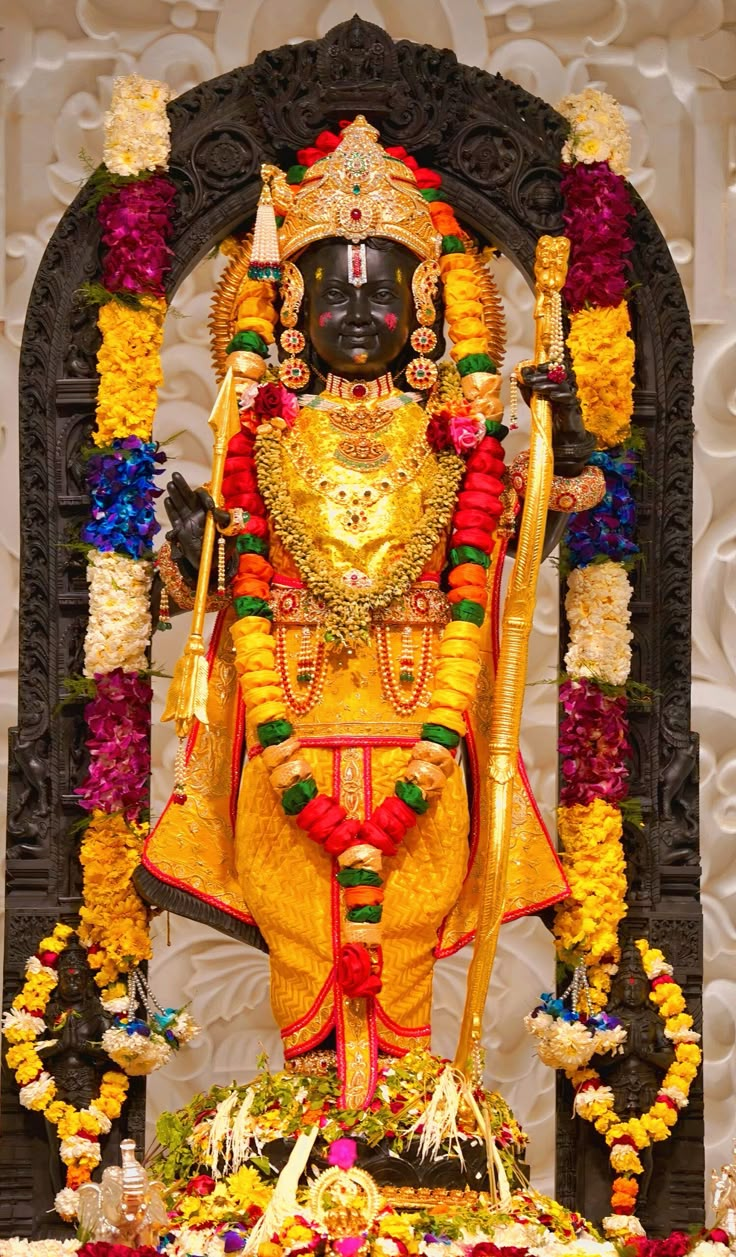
[323,370,395,401]
[326,401,396,468]
[255,431,464,647]
[283,431,432,534]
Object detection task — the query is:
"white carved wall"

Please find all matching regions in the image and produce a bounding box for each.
[0,0,734,1203]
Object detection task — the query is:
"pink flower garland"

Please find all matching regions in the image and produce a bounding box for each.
[98,175,176,297]
[561,161,635,312]
[76,670,152,819]
[559,678,631,807]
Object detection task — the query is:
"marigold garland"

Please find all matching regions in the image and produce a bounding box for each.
[1,923,130,1222]
[77,811,153,995]
[566,305,636,450]
[5,73,188,1227]
[528,88,700,1237]
[570,938,702,1233]
[93,297,166,447]
[553,799,627,1011]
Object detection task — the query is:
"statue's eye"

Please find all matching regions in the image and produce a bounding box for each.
[372,288,397,302]
[322,287,347,302]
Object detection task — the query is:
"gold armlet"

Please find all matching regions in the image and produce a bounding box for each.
[510,450,605,513]
[156,540,232,613]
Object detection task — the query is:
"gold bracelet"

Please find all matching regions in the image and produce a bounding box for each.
[155,540,232,613]
[510,450,606,513]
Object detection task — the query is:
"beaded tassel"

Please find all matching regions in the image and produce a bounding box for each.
[217,534,227,596]
[172,737,188,805]
[248,177,281,281]
[157,581,171,631]
[296,626,315,684]
[399,626,415,684]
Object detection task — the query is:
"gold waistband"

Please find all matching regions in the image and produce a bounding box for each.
[271,583,449,628]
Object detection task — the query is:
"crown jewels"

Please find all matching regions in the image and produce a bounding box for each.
[253,117,441,275]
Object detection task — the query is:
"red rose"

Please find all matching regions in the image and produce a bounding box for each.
[253,382,296,421]
[426,415,451,453]
[710,1231,729,1245]
[657,1234,692,1257]
[338,943,382,998]
[185,1174,216,1196]
[37,951,59,968]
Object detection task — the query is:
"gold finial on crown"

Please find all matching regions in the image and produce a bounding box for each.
[275,116,441,263]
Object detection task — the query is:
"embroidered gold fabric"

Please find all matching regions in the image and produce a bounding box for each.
[274,398,446,579]
[271,583,450,629]
[143,393,568,1062]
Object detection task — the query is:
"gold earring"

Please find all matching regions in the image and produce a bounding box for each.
[278,262,310,389]
[406,259,441,390]
[280,261,304,328]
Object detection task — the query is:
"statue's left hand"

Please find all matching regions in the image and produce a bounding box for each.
[520,363,595,478]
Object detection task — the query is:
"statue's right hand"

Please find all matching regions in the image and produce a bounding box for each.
[164,472,230,580]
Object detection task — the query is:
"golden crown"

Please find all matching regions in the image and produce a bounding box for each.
[250,117,442,275]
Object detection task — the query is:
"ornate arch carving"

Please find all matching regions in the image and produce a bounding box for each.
[3,16,699,1237]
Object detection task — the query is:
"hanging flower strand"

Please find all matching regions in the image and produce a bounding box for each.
[557,88,636,449]
[12,75,194,1223]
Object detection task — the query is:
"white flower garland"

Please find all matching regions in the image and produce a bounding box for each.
[83,550,152,676]
[103,73,171,177]
[557,87,631,177]
[564,560,633,686]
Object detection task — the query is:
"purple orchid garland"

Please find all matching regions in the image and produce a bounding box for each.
[76,669,153,818]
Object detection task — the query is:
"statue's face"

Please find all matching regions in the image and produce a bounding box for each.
[58,957,88,1001]
[300,238,417,379]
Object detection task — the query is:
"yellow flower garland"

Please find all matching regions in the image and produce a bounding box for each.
[570,938,701,1230]
[77,811,153,997]
[553,799,628,1010]
[566,303,635,449]
[93,296,166,446]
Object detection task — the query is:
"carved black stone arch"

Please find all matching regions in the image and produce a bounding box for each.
[3,15,700,1238]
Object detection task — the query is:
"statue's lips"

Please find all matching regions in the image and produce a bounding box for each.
[339,332,378,345]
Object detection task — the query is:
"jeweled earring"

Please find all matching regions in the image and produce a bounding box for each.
[278,261,310,390]
[406,259,441,391]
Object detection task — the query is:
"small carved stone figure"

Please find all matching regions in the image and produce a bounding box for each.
[597,940,676,1208]
[37,943,112,1193]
